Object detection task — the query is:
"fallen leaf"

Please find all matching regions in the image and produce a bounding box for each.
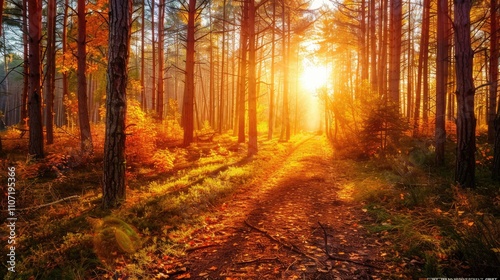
[177,273,191,279]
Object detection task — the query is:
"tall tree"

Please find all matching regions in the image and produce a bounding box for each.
[413,0,430,136]
[151,0,156,112]
[268,0,276,140]
[61,0,69,126]
[377,0,388,98]
[140,0,146,110]
[435,0,449,165]
[45,0,56,145]
[27,0,44,159]
[218,0,227,133]
[247,0,257,155]
[369,0,377,90]
[280,1,290,142]
[157,0,165,120]
[237,0,248,144]
[103,0,132,208]
[77,0,93,153]
[21,0,28,126]
[488,0,498,143]
[388,0,402,106]
[182,0,197,146]
[454,0,476,188]
[492,0,500,179]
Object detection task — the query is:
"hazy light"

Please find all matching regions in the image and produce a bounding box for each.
[300,64,329,92]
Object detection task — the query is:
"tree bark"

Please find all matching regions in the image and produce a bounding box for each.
[27,0,44,159]
[492,0,500,179]
[140,0,146,110]
[103,0,132,208]
[280,2,290,142]
[237,0,248,144]
[388,0,402,106]
[377,0,387,98]
[45,0,56,145]
[21,0,28,126]
[435,0,449,165]
[454,0,476,188]
[413,0,430,136]
[247,0,257,155]
[219,0,227,134]
[369,0,377,90]
[182,0,197,146]
[157,0,165,120]
[77,0,93,153]
[488,0,498,143]
[151,0,156,112]
[268,0,276,140]
[61,0,69,126]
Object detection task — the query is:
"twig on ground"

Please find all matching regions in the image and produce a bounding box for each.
[185,244,218,252]
[235,256,279,265]
[16,195,80,211]
[244,220,326,267]
[318,222,381,269]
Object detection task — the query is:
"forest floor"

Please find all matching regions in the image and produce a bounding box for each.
[1,131,499,279]
[158,136,396,279]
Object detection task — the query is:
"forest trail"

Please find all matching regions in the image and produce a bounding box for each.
[182,136,390,279]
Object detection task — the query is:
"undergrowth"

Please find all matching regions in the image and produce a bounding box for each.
[0,124,310,279]
[347,136,500,278]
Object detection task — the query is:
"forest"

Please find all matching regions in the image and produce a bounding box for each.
[0,0,499,278]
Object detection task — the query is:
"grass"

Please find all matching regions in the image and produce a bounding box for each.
[344,136,500,278]
[0,130,311,279]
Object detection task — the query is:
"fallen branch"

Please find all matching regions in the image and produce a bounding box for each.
[244,220,326,267]
[235,256,279,265]
[185,244,218,252]
[318,222,381,269]
[16,195,80,211]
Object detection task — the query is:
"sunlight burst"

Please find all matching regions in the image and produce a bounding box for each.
[300,64,329,92]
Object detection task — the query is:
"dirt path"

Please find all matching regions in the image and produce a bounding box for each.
[183,136,389,279]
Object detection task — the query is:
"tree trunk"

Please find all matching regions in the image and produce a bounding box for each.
[247,0,257,155]
[103,0,132,208]
[77,0,93,153]
[369,0,377,90]
[151,0,156,112]
[28,0,44,159]
[140,0,146,110]
[209,8,215,128]
[268,0,276,140]
[454,0,476,188]
[435,0,449,165]
[378,0,388,98]
[237,0,248,144]
[413,0,430,136]
[280,2,290,142]
[219,0,227,134]
[61,0,69,126]
[45,0,56,145]
[406,0,413,119]
[182,0,197,146]
[21,0,28,126]
[388,0,402,106]
[157,0,165,120]
[360,0,368,81]
[492,0,500,179]
[488,0,498,143]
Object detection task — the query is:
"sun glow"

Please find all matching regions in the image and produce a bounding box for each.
[300,64,329,92]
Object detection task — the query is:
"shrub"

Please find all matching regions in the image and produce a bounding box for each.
[361,101,409,155]
[152,149,176,172]
[125,99,157,165]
